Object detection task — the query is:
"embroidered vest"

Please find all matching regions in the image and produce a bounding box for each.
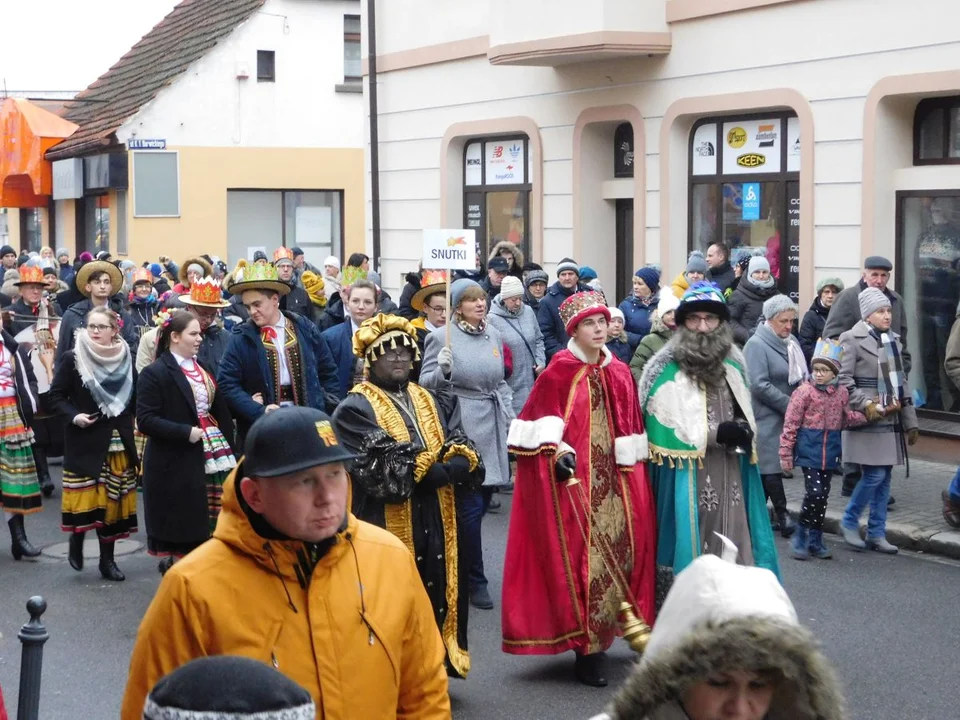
[261,323,306,406]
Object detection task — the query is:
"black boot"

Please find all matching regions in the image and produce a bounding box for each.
[33,447,54,498]
[158,556,176,575]
[98,539,125,581]
[763,475,795,538]
[68,531,85,571]
[7,514,41,560]
[574,652,608,687]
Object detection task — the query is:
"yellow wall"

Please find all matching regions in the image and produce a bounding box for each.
[119,146,365,264]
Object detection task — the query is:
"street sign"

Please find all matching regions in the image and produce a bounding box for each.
[422,229,476,270]
[128,139,167,150]
[742,182,760,220]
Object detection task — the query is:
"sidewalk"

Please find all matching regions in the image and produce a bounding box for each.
[783,459,960,559]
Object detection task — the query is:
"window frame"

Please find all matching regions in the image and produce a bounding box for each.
[132,150,181,218]
[687,111,800,299]
[461,135,532,264]
[343,15,362,84]
[912,96,960,165]
[257,49,276,83]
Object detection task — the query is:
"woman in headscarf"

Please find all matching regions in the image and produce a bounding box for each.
[138,311,236,574]
[743,295,805,538]
[48,306,138,581]
[591,541,846,720]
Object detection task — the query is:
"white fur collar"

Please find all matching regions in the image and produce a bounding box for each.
[566,338,612,367]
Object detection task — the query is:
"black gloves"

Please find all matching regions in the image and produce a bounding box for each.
[554,453,577,483]
[443,455,472,486]
[716,420,754,450]
[418,464,451,493]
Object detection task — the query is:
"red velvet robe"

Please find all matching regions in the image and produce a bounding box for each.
[501,346,656,655]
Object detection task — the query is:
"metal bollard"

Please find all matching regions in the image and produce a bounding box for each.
[16,597,48,720]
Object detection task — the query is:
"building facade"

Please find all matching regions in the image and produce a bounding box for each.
[364,0,960,433]
[3,0,365,270]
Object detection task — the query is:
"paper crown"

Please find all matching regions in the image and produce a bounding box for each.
[187,277,227,306]
[227,260,290,296]
[421,269,448,286]
[411,269,450,311]
[812,338,843,372]
[341,266,367,288]
[273,247,294,264]
[16,265,45,285]
[132,268,153,285]
[559,291,611,336]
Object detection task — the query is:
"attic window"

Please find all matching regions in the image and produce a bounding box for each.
[257,50,276,82]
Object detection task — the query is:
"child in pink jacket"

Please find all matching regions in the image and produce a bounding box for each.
[780,339,867,560]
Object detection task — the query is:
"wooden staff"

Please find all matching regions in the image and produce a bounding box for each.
[444,271,452,349]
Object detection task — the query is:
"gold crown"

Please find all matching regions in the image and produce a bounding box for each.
[189,276,224,305]
[274,247,294,263]
[131,267,153,285]
[17,265,45,285]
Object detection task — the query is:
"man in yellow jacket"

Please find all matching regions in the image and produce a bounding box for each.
[121,406,451,720]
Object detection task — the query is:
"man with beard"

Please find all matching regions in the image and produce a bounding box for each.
[638,282,779,602]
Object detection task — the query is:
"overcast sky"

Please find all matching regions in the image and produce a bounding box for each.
[1,1,178,93]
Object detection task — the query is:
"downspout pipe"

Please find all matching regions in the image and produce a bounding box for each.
[367,0,382,268]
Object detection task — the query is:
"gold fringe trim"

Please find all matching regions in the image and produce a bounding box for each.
[648,444,706,470]
[352,381,470,677]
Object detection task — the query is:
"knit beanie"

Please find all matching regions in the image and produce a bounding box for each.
[657,292,680,318]
[816,277,844,295]
[578,266,598,283]
[79,252,94,263]
[634,266,661,292]
[556,258,580,277]
[762,294,798,320]
[608,307,625,323]
[56,247,70,260]
[149,263,163,279]
[367,271,382,289]
[499,275,524,300]
[685,252,707,275]
[142,656,315,720]
[524,269,548,288]
[324,256,341,270]
[450,278,482,309]
[858,287,890,321]
[748,255,771,276]
[0,245,14,258]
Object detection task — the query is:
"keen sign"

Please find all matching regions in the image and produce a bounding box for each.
[736,153,766,169]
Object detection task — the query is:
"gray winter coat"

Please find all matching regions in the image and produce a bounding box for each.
[743,322,801,475]
[420,323,514,487]
[839,321,918,467]
[822,279,911,374]
[727,277,779,346]
[487,295,545,415]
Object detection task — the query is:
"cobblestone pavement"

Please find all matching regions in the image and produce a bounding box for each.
[784,458,960,557]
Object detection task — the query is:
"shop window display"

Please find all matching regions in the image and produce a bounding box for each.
[898,193,960,414]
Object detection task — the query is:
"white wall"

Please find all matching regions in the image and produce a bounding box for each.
[366,0,960,297]
[118,0,363,149]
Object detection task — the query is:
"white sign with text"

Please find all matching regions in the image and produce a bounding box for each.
[422,229,477,270]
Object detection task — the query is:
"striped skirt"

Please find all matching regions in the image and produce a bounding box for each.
[61,432,138,540]
[200,416,236,532]
[0,396,40,515]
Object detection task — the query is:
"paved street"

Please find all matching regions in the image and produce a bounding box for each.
[1,470,958,719]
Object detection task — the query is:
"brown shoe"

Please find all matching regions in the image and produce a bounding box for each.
[942,490,960,529]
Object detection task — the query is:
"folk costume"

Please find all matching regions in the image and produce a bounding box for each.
[48,326,139,580]
[637,283,780,602]
[502,292,656,674]
[8,265,60,497]
[332,315,484,678]
[217,261,340,444]
[138,332,236,563]
[0,329,43,561]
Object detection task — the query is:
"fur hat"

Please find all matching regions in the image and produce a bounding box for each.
[762,294,798,320]
[499,275,524,300]
[143,656,315,720]
[858,287,890,321]
[816,277,844,295]
[748,255,771,276]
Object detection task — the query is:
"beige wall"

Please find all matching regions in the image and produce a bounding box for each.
[120,146,365,265]
[6,209,21,250]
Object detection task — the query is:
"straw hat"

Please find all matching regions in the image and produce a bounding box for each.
[76,261,123,297]
[411,269,449,311]
[226,259,290,296]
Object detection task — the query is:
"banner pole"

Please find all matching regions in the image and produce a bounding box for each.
[444,272,452,349]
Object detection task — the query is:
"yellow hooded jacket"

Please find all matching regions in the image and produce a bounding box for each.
[121,474,450,719]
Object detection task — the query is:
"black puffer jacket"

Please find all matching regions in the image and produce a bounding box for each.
[798,297,830,366]
[728,277,779,345]
[397,272,421,320]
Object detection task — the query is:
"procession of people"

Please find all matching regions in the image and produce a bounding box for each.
[0,240,941,719]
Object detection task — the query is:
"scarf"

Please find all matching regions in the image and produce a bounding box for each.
[875,329,905,406]
[786,335,807,386]
[73,330,133,417]
[455,314,486,335]
[752,276,776,290]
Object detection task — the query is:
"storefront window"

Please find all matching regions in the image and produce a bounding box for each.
[83,195,110,256]
[897,193,960,415]
[689,114,801,301]
[463,136,531,265]
[20,208,43,253]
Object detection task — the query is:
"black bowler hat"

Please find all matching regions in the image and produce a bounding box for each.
[242,407,358,478]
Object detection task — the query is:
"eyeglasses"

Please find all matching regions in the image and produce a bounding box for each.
[87,324,114,333]
[811,366,834,375]
[426,304,447,313]
[381,352,413,363]
[683,313,720,329]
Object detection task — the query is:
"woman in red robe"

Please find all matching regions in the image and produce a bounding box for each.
[502,291,656,687]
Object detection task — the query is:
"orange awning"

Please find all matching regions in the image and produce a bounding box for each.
[0,98,78,208]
